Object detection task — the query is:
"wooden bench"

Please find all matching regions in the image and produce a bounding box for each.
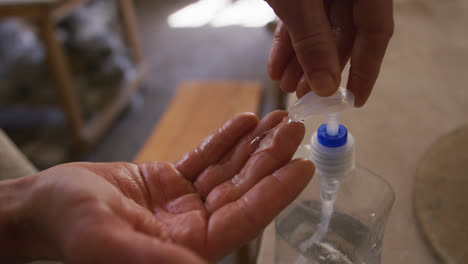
[133,81,263,263]
[134,81,262,163]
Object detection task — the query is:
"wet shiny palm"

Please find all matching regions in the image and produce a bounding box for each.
[34,111,314,263]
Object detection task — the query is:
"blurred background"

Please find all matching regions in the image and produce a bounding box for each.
[0,0,281,168]
[0,0,467,263]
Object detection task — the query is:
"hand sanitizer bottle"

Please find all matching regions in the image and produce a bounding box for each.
[275,88,395,264]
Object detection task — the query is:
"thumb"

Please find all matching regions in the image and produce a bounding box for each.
[268,0,341,96]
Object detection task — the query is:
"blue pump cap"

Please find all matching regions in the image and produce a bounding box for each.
[317,124,348,148]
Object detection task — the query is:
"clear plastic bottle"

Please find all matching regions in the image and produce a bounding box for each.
[275,88,395,264]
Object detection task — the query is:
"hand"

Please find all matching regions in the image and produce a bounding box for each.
[1,111,314,263]
[266,0,394,106]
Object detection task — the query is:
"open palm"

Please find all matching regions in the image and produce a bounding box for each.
[32,111,314,263]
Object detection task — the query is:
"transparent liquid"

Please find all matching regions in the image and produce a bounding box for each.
[275,201,382,264]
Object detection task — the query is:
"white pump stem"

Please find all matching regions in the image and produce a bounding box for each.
[326,112,340,136]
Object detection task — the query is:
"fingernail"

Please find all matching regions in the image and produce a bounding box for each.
[309,74,337,96]
[297,76,311,98]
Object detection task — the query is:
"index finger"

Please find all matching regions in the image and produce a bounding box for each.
[268,20,294,81]
[268,0,341,96]
[175,113,258,181]
[347,0,394,107]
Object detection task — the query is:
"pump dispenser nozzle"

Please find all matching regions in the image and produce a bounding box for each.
[288,87,354,122]
[288,88,356,251]
[288,87,355,175]
[287,87,356,192]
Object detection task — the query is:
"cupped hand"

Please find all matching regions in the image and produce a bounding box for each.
[27,111,314,263]
[266,0,394,106]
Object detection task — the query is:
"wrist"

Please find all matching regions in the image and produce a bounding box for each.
[0,174,59,262]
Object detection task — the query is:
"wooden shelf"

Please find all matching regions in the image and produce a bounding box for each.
[0,0,146,153]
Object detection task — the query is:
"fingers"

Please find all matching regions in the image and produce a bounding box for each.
[268,20,294,81]
[204,119,305,213]
[290,0,356,100]
[205,159,315,259]
[280,57,303,93]
[175,113,259,181]
[328,0,355,68]
[276,0,341,96]
[268,0,391,105]
[193,111,287,198]
[347,0,393,106]
[64,224,207,264]
[296,75,310,98]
